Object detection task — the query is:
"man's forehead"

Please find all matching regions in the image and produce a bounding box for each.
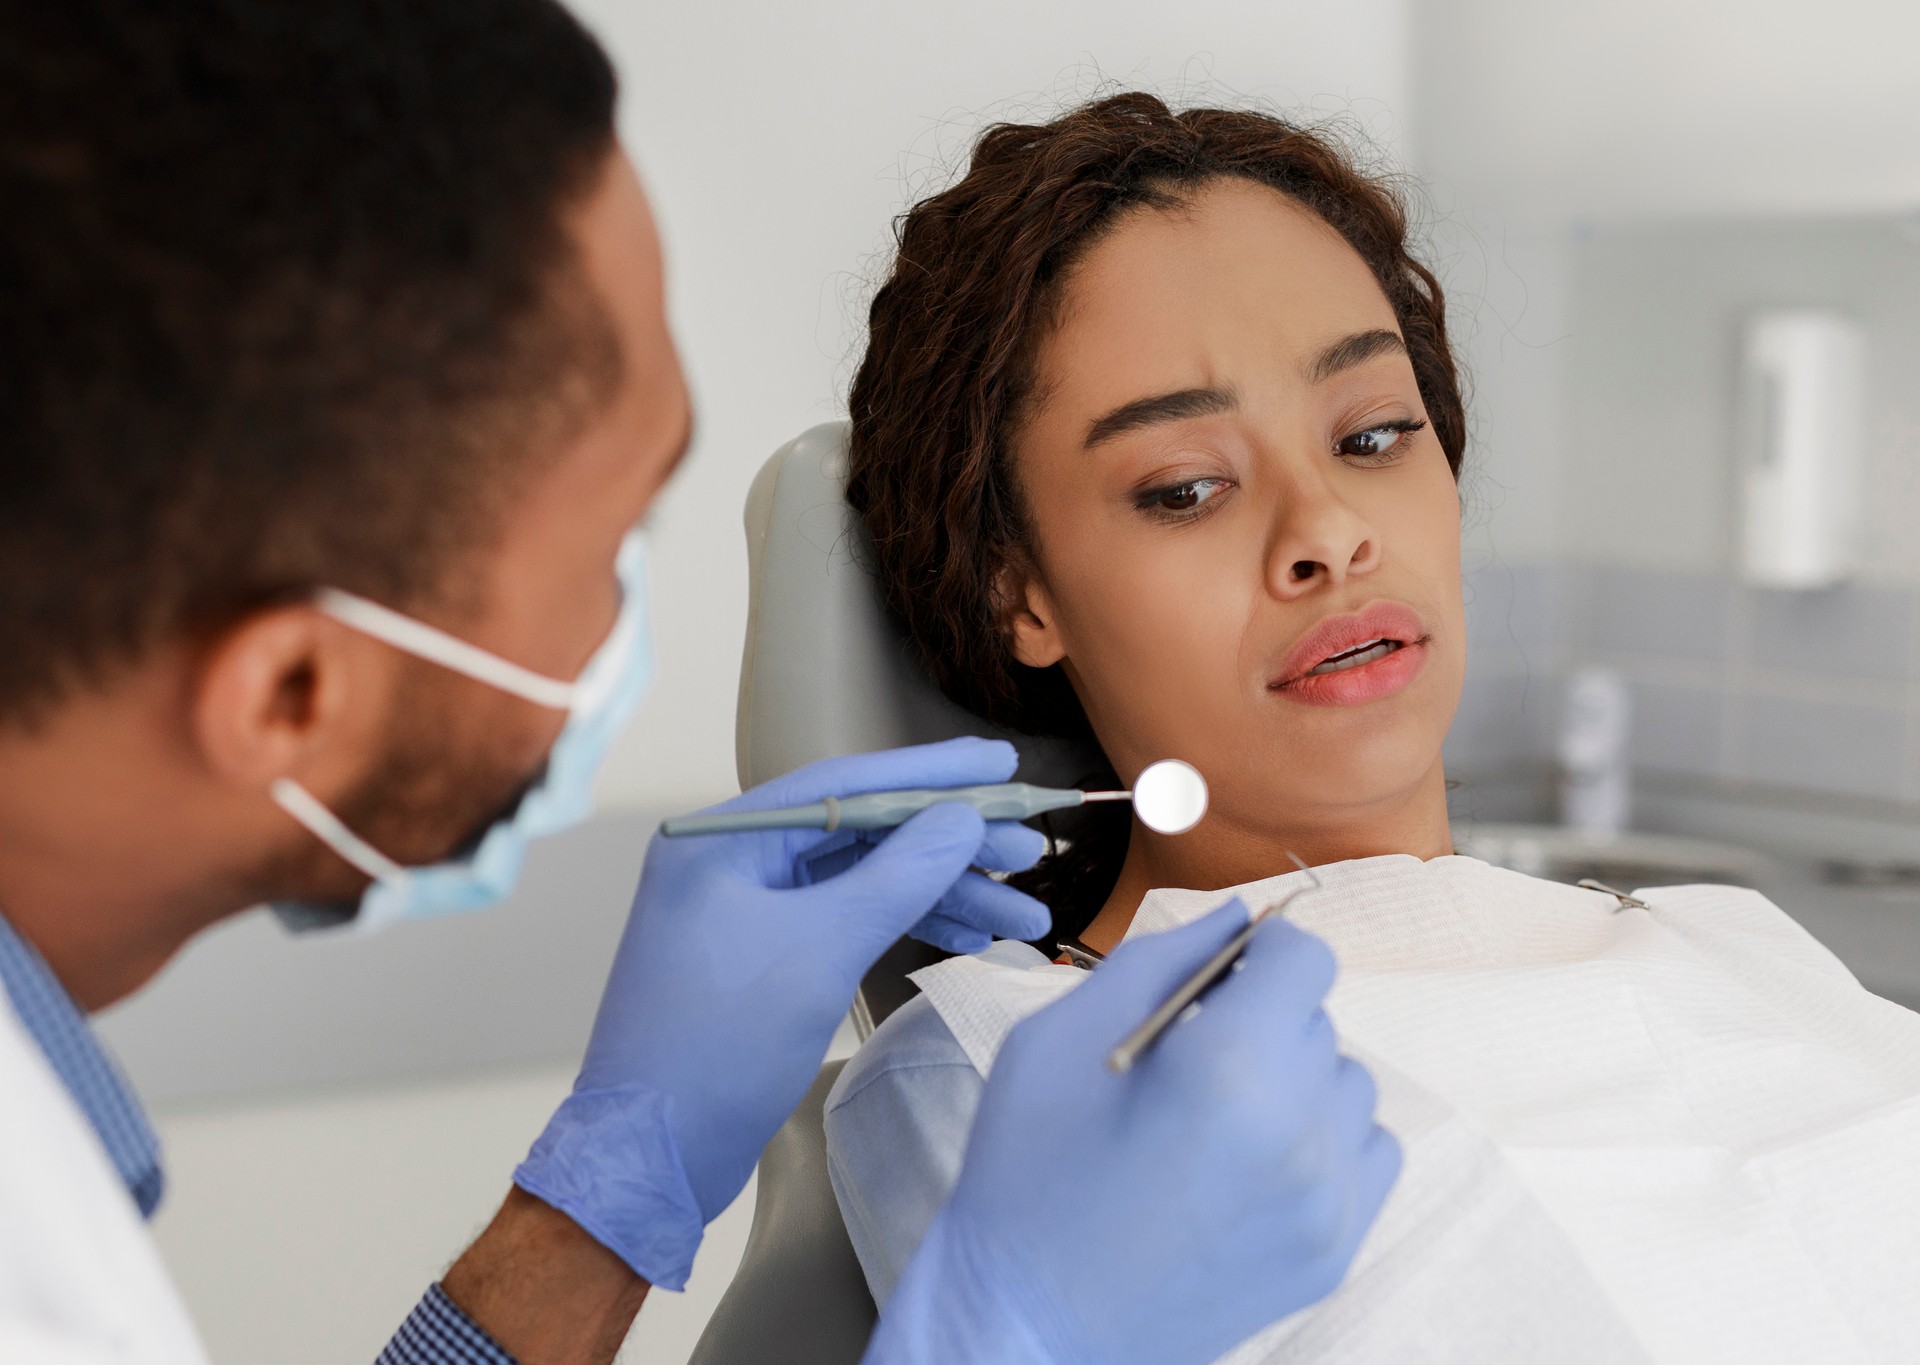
[567,145,689,523]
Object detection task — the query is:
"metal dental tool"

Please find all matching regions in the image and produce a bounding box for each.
[1106,853,1322,1075]
[660,758,1209,840]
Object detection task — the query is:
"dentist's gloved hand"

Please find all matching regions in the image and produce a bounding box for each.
[514,738,1048,1290]
[867,900,1401,1365]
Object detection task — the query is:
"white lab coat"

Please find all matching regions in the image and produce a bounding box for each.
[0,994,208,1363]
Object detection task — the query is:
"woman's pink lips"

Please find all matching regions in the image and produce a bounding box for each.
[1268,602,1431,707]
[1275,638,1428,706]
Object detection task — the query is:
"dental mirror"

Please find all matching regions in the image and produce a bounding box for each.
[660,756,1211,839]
[1129,758,1209,835]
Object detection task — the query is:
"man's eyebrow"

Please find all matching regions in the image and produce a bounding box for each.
[1307,329,1407,384]
[1083,387,1237,450]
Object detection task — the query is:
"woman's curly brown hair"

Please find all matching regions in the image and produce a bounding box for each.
[847,92,1465,939]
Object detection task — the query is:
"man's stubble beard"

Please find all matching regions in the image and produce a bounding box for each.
[248,662,547,906]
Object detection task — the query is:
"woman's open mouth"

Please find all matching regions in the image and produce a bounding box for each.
[1269,602,1431,706]
[1307,638,1403,675]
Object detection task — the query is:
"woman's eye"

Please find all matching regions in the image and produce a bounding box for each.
[1138,478,1227,516]
[1337,419,1425,462]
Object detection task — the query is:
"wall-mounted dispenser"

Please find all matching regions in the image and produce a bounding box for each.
[1738,310,1865,590]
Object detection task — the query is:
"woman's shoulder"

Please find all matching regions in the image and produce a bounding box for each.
[829,939,1054,1114]
[830,994,975,1106]
[823,984,1003,1309]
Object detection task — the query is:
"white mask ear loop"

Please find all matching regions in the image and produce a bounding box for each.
[313,589,578,711]
[270,778,409,884]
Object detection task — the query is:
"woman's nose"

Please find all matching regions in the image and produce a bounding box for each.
[1264,486,1382,598]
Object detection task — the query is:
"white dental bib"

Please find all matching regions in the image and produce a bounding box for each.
[909,856,1920,1364]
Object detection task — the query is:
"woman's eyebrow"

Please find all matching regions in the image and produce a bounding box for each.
[1083,386,1237,450]
[1306,329,1407,383]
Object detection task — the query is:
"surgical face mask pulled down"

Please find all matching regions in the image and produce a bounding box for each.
[270,532,653,933]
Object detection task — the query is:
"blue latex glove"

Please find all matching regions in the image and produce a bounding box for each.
[514,738,1049,1289]
[865,900,1402,1365]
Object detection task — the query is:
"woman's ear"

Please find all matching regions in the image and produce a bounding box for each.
[190,606,394,793]
[999,562,1067,669]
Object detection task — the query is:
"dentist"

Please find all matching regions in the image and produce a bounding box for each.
[0,3,1400,1364]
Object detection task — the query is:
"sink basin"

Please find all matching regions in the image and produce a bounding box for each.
[1454,824,1776,890]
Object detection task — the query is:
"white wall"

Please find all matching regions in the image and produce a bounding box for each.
[583,0,1414,812]
[1410,0,1920,579]
[1406,0,1920,811]
[1557,216,1920,579]
[1412,0,1920,221]
[151,1063,761,1365]
[1426,215,1576,569]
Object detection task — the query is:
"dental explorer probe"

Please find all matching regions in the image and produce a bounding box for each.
[659,758,1209,839]
[1106,854,1322,1075]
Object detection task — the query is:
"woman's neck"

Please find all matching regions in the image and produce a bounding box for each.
[1076,762,1454,955]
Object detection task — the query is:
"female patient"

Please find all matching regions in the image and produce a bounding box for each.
[824,94,1920,1364]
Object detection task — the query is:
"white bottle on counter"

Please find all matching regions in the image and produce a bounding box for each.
[1560,668,1632,836]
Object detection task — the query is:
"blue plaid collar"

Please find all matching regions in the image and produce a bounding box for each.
[0,911,164,1218]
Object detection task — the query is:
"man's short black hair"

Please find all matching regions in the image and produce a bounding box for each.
[0,0,620,726]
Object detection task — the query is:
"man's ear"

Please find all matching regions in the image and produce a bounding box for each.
[190,607,394,792]
[999,561,1066,669]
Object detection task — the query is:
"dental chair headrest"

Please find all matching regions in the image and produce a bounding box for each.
[736,421,1102,790]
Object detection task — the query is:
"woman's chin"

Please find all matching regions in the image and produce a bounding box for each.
[1216,731,1449,826]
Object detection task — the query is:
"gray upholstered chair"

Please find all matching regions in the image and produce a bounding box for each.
[688,422,1097,1365]
[732,422,1096,796]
